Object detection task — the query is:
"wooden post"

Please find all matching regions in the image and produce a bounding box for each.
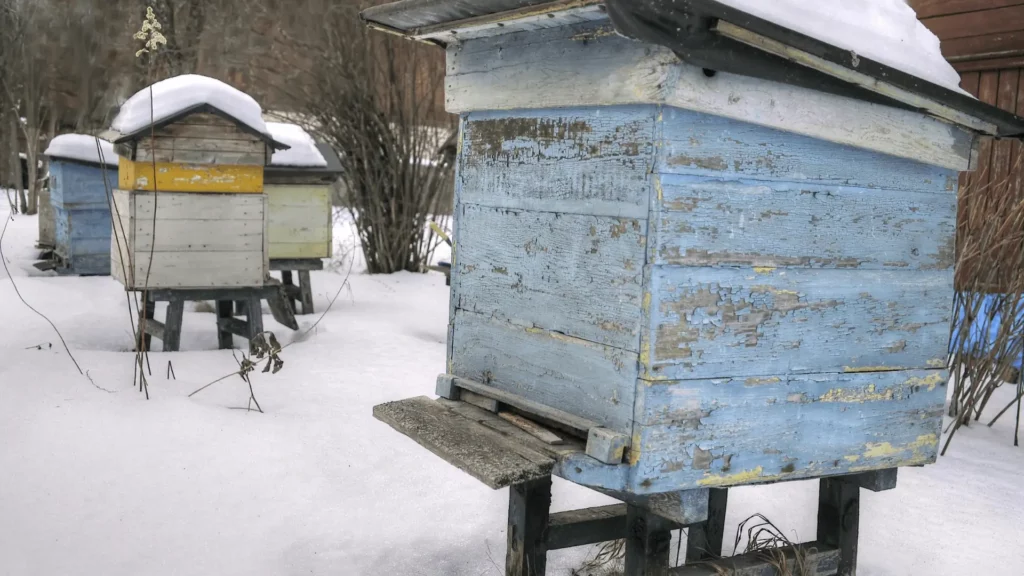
[247,294,264,341]
[817,477,861,576]
[281,270,297,312]
[216,300,234,350]
[163,299,185,352]
[235,300,248,316]
[298,269,314,315]
[685,488,728,562]
[506,476,552,576]
[624,504,672,576]
[137,297,156,352]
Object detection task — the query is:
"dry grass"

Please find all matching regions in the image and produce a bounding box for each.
[946,150,1024,451]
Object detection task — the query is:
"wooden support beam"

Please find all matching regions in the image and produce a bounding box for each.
[217,317,250,339]
[298,269,314,315]
[269,258,324,271]
[817,477,861,576]
[163,300,184,352]
[142,318,166,341]
[136,298,156,352]
[852,468,897,492]
[546,504,627,551]
[247,294,264,339]
[216,300,235,349]
[685,488,728,562]
[624,504,673,576]
[506,476,552,576]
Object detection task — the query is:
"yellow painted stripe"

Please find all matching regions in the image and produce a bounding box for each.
[119,158,264,193]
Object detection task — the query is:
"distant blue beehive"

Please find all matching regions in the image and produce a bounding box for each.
[45,135,119,276]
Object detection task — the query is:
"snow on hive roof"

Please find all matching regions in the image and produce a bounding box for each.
[716,0,966,94]
[266,123,327,167]
[44,134,118,167]
[110,74,271,138]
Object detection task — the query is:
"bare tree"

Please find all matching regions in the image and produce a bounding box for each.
[250,0,456,274]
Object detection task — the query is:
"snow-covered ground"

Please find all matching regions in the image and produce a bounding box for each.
[1,204,1021,575]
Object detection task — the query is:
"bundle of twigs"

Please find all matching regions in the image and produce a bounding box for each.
[946,150,1024,452]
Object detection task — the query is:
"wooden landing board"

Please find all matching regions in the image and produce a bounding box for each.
[374,396,564,489]
[671,542,840,576]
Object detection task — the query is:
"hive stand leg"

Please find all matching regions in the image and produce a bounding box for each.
[298,270,314,315]
[281,270,297,312]
[136,296,156,352]
[163,299,185,352]
[818,476,861,576]
[506,476,552,576]
[216,300,234,350]
[624,504,673,576]
[247,294,264,341]
[685,488,729,562]
[235,300,248,316]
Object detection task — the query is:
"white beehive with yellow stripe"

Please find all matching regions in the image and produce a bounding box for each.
[105,75,290,289]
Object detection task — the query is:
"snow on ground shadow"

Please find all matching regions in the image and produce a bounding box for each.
[0,206,1021,575]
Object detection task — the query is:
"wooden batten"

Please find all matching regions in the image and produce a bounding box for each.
[118,158,264,193]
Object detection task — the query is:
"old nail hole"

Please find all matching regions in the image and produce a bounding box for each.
[703,68,717,78]
[911,248,920,256]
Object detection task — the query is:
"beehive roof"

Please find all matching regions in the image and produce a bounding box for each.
[361,0,1024,139]
[108,75,290,150]
[44,134,119,167]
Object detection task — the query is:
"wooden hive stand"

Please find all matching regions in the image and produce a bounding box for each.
[376,392,898,576]
[136,285,297,352]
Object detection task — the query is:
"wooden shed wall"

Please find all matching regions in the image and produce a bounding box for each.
[913,1,1024,291]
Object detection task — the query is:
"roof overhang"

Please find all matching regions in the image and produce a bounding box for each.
[361,0,1024,139]
[107,103,291,151]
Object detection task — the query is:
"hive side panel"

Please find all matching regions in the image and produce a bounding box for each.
[629,370,946,492]
[450,107,656,431]
[126,192,267,289]
[459,107,656,218]
[110,189,134,285]
[654,176,956,270]
[266,185,332,260]
[48,161,117,208]
[456,204,646,351]
[135,113,266,165]
[657,107,959,194]
[451,310,638,432]
[646,267,952,380]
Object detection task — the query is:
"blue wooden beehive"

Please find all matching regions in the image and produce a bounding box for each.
[44,135,119,276]
[365,0,1024,498]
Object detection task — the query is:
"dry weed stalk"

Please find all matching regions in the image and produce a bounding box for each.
[946,148,1024,451]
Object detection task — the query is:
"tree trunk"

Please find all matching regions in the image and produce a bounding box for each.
[9,114,26,213]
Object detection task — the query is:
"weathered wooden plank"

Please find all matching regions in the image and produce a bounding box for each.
[129,251,266,289]
[923,4,1024,40]
[654,176,956,270]
[457,203,646,351]
[134,146,266,165]
[269,258,324,271]
[499,412,565,445]
[451,310,638,432]
[447,23,975,170]
[546,504,627,551]
[629,370,946,492]
[372,396,555,489]
[217,317,250,338]
[129,191,265,221]
[460,107,655,218]
[141,318,166,340]
[647,268,953,379]
[156,118,263,140]
[216,300,235,349]
[940,29,1024,62]
[119,160,263,193]
[853,468,898,492]
[449,375,600,434]
[133,219,264,252]
[139,135,263,153]
[163,299,185,352]
[911,0,1024,20]
[671,542,840,576]
[656,107,960,193]
[267,243,331,260]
